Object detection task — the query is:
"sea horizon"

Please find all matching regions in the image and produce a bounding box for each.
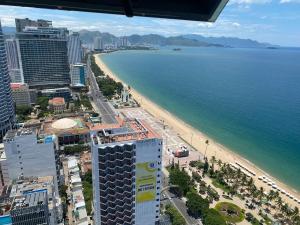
[99,46,300,192]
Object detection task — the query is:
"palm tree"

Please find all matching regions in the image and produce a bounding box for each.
[276,196,283,212]
[217,159,222,168]
[210,156,217,167]
[204,139,209,158]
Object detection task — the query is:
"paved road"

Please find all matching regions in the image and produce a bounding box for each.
[87,56,117,124]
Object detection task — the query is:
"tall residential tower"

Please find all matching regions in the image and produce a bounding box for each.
[0,21,15,142]
[91,118,162,225]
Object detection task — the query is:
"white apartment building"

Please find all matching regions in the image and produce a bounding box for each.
[3,128,58,191]
[91,118,162,225]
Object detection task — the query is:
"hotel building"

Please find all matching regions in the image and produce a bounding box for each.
[0,20,15,142]
[16,20,70,88]
[91,118,162,225]
[68,32,83,64]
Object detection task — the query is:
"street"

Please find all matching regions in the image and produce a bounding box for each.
[87,55,117,124]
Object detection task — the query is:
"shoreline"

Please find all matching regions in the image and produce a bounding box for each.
[94,53,300,207]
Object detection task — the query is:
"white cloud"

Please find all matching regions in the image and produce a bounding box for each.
[280,0,300,3]
[229,0,271,4]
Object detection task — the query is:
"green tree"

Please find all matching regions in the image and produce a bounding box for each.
[186,192,209,218]
[169,167,192,197]
[202,208,226,225]
[165,204,186,225]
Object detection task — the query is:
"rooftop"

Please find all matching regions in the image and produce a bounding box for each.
[12,189,47,209]
[10,83,28,90]
[92,118,160,145]
[49,97,65,106]
[52,118,77,130]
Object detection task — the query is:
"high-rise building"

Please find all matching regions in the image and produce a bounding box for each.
[5,38,23,83]
[4,39,20,69]
[3,128,59,191]
[119,36,129,47]
[91,118,162,225]
[15,18,52,32]
[68,32,83,64]
[16,20,70,88]
[94,36,104,50]
[70,63,87,87]
[0,21,15,142]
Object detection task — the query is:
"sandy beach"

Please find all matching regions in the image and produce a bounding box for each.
[94,53,300,207]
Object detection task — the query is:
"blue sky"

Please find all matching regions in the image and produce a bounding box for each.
[0,0,300,46]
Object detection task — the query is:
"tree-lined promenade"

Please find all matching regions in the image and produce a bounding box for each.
[168,157,300,225]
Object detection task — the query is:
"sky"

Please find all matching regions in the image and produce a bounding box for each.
[0,0,300,46]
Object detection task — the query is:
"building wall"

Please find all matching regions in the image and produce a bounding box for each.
[0,21,15,142]
[4,133,57,188]
[135,139,162,225]
[17,30,70,88]
[70,64,86,86]
[92,137,162,225]
[67,33,83,64]
[11,84,31,107]
[4,39,20,70]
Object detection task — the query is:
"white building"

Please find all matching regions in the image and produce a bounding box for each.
[121,87,130,103]
[3,128,58,191]
[91,118,162,225]
[70,63,87,87]
[94,37,104,50]
[0,143,9,193]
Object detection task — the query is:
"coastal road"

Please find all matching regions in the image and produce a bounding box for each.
[87,55,117,124]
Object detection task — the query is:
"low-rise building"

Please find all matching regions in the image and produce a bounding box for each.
[67,157,89,225]
[40,87,72,101]
[0,176,62,225]
[49,97,66,113]
[70,63,87,87]
[80,151,92,175]
[10,83,31,107]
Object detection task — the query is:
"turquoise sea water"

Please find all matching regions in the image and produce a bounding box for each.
[100,47,300,191]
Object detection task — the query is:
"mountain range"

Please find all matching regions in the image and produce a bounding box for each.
[78,30,277,48]
[2,26,277,49]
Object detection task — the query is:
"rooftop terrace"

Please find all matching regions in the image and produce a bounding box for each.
[92,118,160,145]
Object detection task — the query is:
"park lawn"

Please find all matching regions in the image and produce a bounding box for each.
[212,178,231,193]
[215,202,245,223]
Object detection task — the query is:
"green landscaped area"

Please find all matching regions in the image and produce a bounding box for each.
[211,178,231,193]
[215,202,245,223]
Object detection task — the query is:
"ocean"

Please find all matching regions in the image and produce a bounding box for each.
[100,47,300,191]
